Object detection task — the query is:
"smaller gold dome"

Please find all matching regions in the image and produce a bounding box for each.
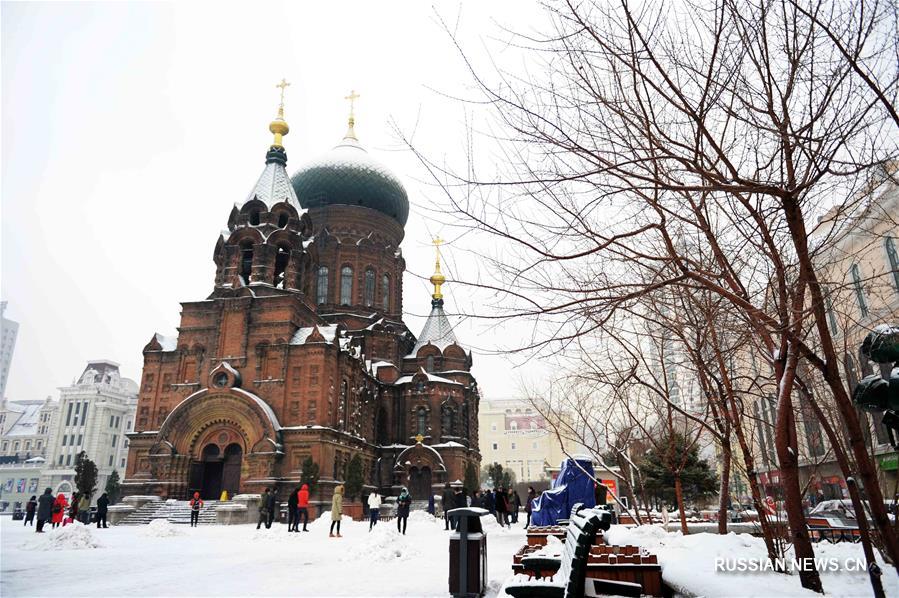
[430,272,446,286]
[270,118,289,137]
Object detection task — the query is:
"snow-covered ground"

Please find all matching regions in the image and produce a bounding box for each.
[1,512,525,597]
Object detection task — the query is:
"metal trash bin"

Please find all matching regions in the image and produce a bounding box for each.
[448,507,488,597]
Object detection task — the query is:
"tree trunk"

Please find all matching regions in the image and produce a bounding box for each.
[776,345,823,593]
[674,474,688,535]
[718,441,731,534]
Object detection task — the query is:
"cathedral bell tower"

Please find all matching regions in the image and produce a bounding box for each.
[213,79,313,299]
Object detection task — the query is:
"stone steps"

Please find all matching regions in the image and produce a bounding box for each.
[119,500,221,525]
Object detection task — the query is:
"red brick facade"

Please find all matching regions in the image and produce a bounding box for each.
[123,146,481,508]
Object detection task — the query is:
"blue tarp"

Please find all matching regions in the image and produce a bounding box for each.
[530,457,596,526]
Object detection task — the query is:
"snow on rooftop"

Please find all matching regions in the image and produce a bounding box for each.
[154,333,178,352]
[394,368,464,387]
[289,324,339,345]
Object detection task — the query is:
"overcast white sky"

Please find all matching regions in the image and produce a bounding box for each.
[1,1,553,403]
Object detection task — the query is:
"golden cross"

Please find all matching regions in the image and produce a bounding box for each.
[415,433,424,444]
[276,78,291,107]
[344,89,361,117]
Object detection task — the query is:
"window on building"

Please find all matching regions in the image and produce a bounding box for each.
[850,263,869,317]
[340,266,353,305]
[66,454,72,466]
[824,288,839,335]
[510,421,518,431]
[1,441,7,452]
[13,442,19,451]
[116,416,120,428]
[492,443,498,451]
[65,403,73,426]
[416,407,427,437]
[36,441,41,450]
[886,236,899,293]
[530,421,538,430]
[61,435,67,447]
[426,356,435,373]
[58,455,64,465]
[511,442,516,450]
[77,434,82,446]
[364,268,376,306]
[316,267,329,304]
[112,435,117,447]
[109,415,114,427]
[25,441,30,450]
[532,441,538,449]
[381,274,390,310]
[491,424,497,431]
[239,240,254,284]
[121,458,126,468]
[108,455,114,467]
[82,402,88,425]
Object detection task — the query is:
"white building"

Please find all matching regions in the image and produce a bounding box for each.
[39,360,138,503]
[0,398,57,460]
[0,302,18,399]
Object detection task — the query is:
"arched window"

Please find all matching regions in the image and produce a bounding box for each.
[850,263,869,318]
[239,241,254,285]
[340,266,353,305]
[381,274,390,311]
[425,355,435,372]
[316,267,329,304]
[249,210,261,226]
[277,212,289,228]
[416,407,427,437]
[885,236,899,293]
[510,421,518,431]
[339,381,349,431]
[442,405,454,437]
[364,268,376,307]
[824,287,839,335]
[274,245,289,289]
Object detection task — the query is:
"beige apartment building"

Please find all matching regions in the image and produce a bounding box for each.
[478,397,578,484]
[751,172,899,501]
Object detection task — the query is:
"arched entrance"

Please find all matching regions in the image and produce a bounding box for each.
[408,466,432,500]
[222,443,242,497]
[198,444,223,500]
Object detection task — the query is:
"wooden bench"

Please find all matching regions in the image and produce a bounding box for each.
[506,503,617,598]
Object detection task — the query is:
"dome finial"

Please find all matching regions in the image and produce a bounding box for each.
[269,78,291,147]
[343,89,361,141]
[429,236,446,302]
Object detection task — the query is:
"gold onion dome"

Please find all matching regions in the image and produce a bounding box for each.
[270,78,291,147]
[430,237,446,301]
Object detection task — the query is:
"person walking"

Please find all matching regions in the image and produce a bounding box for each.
[427,493,435,516]
[494,487,508,527]
[78,493,91,524]
[265,490,277,529]
[471,489,482,509]
[67,493,79,527]
[52,492,68,529]
[510,488,521,524]
[189,491,203,527]
[24,495,37,526]
[396,487,412,535]
[525,486,536,528]
[367,491,381,531]
[36,488,54,533]
[297,484,310,532]
[329,485,344,537]
[441,483,455,530]
[96,493,109,528]
[257,488,272,530]
[484,487,495,515]
[287,486,299,532]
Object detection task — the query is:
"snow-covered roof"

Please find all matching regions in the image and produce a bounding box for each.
[4,402,42,437]
[289,324,339,345]
[431,441,466,448]
[408,301,462,356]
[154,333,178,352]
[394,368,464,387]
[242,157,302,211]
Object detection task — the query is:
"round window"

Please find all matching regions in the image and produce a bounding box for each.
[212,372,229,388]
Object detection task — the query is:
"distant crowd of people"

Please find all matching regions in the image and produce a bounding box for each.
[24,487,110,532]
[440,484,538,529]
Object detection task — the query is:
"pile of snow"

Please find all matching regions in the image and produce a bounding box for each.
[141,519,184,538]
[408,510,439,524]
[308,511,353,532]
[341,523,421,563]
[21,522,103,551]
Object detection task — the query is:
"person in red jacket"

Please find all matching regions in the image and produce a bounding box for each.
[296,484,310,532]
[51,493,68,529]
[189,492,204,527]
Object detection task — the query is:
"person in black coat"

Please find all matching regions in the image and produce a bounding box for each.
[95,493,109,528]
[36,488,54,533]
[494,487,508,527]
[396,487,412,535]
[484,489,495,514]
[441,484,455,530]
[24,495,37,526]
[287,487,299,532]
[511,489,522,524]
[265,491,277,529]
